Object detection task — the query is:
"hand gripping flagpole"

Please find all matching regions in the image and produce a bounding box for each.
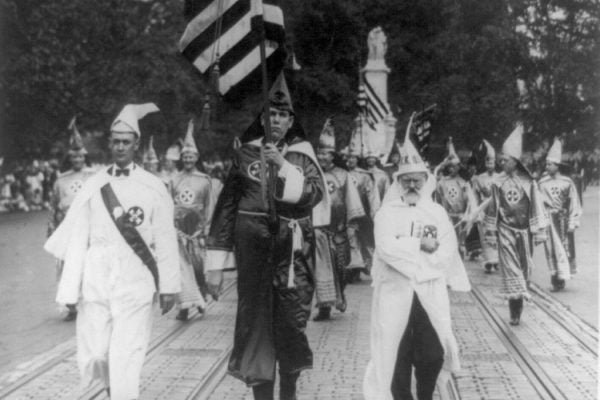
[255,8,279,233]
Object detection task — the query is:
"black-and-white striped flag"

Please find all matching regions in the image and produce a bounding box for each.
[179,0,286,95]
[359,74,389,130]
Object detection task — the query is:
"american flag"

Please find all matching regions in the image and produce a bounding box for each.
[411,104,436,154]
[357,73,389,130]
[179,0,286,95]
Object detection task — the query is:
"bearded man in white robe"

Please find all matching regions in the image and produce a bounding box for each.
[364,138,470,400]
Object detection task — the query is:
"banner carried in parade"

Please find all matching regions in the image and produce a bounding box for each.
[179,0,286,95]
[358,73,389,130]
[411,103,436,155]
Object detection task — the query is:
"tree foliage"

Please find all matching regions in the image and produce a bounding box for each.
[1,0,598,162]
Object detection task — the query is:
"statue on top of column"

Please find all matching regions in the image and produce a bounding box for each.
[367,27,387,61]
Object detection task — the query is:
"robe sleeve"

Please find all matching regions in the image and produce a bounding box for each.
[152,187,181,294]
[374,205,421,278]
[55,201,90,304]
[203,178,213,237]
[483,183,499,233]
[275,151,324,209]
[423,207,459,270]
[205,162,244,271]
[434,181,444,205]
[47,180,61,236]
[529,181,549,237]
[367,175,381,218]
[345,174,367,223]
[568,180,582,230]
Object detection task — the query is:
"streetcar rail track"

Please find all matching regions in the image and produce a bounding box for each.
[0,280,236,400]
[470,285,569,400]
[84,279,236,400]
[186,341,231,400]
[528,282,598,356]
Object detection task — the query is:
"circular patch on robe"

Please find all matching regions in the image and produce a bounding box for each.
[127,206,145,226]
[505,188,521,204]
[68,179,83,195]
[448,186,459,199]
[247,160,262,182]
[350,175,358,187]
[550,185,560,199]
[178,187,195,205]
[327,180,336,194]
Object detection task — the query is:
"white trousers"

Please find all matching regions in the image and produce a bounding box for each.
[77,295,153,400]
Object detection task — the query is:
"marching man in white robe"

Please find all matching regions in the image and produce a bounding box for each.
[44,103,180,400]
[364,135,470,400]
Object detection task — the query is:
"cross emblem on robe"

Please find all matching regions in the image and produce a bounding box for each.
[178,187,195,205]
[448,186,459,199]
[505,188,521,204]
[69,180,83,194]
[127,206,145,226]
[327,180,336,194]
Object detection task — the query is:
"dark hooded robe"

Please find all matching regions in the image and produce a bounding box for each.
[206,118,325,385]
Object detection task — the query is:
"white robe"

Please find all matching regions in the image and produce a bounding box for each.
[363,180,470,400]
[44,164,180,400]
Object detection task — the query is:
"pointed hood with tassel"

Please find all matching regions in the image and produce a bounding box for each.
[111,103,160,138]
[181,119,199,155]
[68,117,87,155]
[546,137,562,164]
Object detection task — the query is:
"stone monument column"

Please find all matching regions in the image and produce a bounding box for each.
[357,26,396,163]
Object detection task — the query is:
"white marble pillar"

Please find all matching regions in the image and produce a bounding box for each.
[355,27,396,163]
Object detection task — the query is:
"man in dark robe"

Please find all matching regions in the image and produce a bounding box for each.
[205,73,326,400]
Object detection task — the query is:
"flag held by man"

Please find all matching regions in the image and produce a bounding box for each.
[179,0,286,95]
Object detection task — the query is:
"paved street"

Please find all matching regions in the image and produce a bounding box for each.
[530,187,599,328]
[0,211,74,377]
[0,186,597,398]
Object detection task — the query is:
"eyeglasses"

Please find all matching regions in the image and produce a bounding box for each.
[398,177,425,187]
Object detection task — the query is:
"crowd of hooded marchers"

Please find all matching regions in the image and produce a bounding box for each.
[31,75,594,400]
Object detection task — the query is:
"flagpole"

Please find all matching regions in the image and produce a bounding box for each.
[256,14,278,229]
[358,58,365,159]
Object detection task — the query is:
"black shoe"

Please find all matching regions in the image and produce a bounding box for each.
[313,308,331,321]
[64,310,77,322]
[551,278,566,292]
[550,274,565,292]
[252,381,275,400]
[280,371,299,400]
[197,306,205,315]
[176,309,189,321]
[484,264,493,274]
[64,304,77,321]
[337,298,347,313]
[509,298,523,326]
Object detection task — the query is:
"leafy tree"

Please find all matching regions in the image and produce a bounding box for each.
[508,0,599,151]
[2,0,597,164]
[289,0,526,161]
[1,0,207,162]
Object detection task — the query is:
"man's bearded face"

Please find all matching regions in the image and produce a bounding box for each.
[398,172,427,204]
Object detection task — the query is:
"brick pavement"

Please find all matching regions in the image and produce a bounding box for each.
[465,263,598,400]
[208,279,374,400]
[2,260,597,399]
